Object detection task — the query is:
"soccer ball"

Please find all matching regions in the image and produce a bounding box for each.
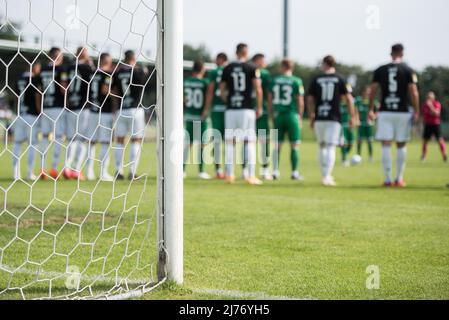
[351,155,363,166]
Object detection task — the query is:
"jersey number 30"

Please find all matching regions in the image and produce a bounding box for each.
[185,88,204,109]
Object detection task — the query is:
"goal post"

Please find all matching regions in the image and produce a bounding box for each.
[157,0,184,285]
[0,0,183,299]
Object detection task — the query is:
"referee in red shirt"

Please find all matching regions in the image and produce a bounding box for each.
[421,91,447,162]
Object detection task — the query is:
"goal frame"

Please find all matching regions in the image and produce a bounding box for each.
[157,0,184,285]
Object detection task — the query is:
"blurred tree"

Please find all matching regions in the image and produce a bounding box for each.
[183,44,212,62]
[0,15,21,41]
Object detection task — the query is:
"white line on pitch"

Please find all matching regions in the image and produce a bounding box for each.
[192,288,315,300]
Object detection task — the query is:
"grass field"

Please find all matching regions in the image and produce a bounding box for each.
[0,123,448,299]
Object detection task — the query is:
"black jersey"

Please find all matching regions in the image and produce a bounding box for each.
[221,61,260,109]
[308,73,350,122]
[372,62,417,113]
[67,62,94,110]
[112,65,146,109]
[36,64,68,108]
[15,72,40,116]
[89,70,113,113]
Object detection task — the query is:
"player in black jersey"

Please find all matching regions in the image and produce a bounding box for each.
[64,47,95,181]
[85,52,115,181]
[307,55,355,186]
[369,44,420,187]
[35,47,68,180]
[220,43,263,185]
[11,63,42,180]
[112,50,147,180]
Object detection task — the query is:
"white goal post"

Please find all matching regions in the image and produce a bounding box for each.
[0,0,183,299]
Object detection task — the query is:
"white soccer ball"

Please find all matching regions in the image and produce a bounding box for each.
[351,155,363,166]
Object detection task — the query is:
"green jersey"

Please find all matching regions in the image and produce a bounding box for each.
[184,76,210,121]
[355,96,373,126]
[207,66,226,112]
[253,68,271,114]
[340,102,350,127]
[269,75,304,114]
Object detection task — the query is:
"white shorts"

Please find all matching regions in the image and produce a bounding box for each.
[115,108,145,139]
[41,107,64,139]
[87,112,114,143]
[376,112,413,142]
[224,109,256,142]
[13,114,39,145]
[314,121,342,146]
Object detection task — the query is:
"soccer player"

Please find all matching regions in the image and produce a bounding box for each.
[65,47,95,180]
[307,55,355,186]
[421,91,447,162]
[220,43,263,185]
[206,53,228,179]
[112,50,147,180]
[369,44,420,187]
[339,99,355,167]
[267,59,305,180]
[86,52,115,181]
[183,60,212,179]
[356,86,377,162]
[251,53,272,180]
[12,62,42,180]
[36,47,68,180]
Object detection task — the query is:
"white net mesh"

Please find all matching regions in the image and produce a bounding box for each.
[0,0,164,299]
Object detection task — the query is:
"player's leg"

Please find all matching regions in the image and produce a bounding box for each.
[421,124,431,162]
[244,110,261,185]
[357,126,363,156]
[434,125,447,161]
[224,110,237,182]
[314,122,331,184]
[183,120,192,176]
[11,116,27,180]
[393,113,413,187]
[27,115,39,180]
[128,108,145,180]
[39,111,53,179]
[85,111,99,181]
[367,126,374,162]
[288,113,303,180]
[257,114,271,180]
[198,120,211,180]
[211,111,225,178]
[272,114,284,180]
[73,109,91,180]
[50,108,64,179]
[114,111,128,179]
[375,113,395,186]
[322,122,340,186]
[63,109,78,179]
[98,113,114,181]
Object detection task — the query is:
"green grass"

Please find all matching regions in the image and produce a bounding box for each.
[0,123,449,299]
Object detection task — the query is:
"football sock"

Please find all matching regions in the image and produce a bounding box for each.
[225,141,234,177]
[247,141,256,178]
[66,140,78,169]
[183,143,190,172]
[261,139,270,169]
[27,146,36,177]
[87,144,96,175]
[75,141,88,171]
[52,142,62,170]
[40,137,49,169]
[396,147,407,182]
[242,141,248,170]
[115,143,124,173]
[368,141,373,158]
[100,143,110,176]
[12,142,21,174]
[273,145,280,172]
[318,146,328,177]
[357,141,362,156]
[325,145,336,178]
[381,145,392,183]
[214,140,222,171]
[129,142,141,176]
[291,146,299,172]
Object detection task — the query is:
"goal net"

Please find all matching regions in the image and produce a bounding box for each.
[0,0,183,299]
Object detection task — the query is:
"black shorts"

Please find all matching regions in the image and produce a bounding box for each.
[423,124,441,140]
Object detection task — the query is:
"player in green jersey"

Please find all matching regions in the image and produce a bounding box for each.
[184,61,212,179]
[355,86,377,162]
[250,53,273,180]
[206,53,228,179]
[339,99,357,166]
[267,59,305,180]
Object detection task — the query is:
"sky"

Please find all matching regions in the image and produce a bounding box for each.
[1,0,448,70]
[184,0,449,70]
